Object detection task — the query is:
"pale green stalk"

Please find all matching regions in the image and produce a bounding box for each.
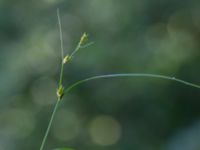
[39,100,59,150]
[65,73,200,93]
[39,9,64,150]
[57,8,64,86]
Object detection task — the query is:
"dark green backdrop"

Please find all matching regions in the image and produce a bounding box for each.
[0,0,200,150]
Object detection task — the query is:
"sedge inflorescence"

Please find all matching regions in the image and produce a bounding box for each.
[56,32,92,100]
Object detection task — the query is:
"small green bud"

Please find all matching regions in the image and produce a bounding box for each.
[57,85,64,100]
[63,55,71,64]
[79,32,88,46]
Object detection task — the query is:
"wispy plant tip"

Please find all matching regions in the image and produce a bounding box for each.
[62,32,92,63]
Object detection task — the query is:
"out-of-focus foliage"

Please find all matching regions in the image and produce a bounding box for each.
[0,0,200,150]
[54,148,74,150]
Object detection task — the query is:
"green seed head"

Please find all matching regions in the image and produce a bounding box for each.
[56,85,64,100]
[63,55,71,64]
[79,32,88,46]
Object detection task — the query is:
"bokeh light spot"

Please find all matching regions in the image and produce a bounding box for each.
[52,109,81,141]
[89,115,121,146]
[30,77,57,106]
[0,109,35,139]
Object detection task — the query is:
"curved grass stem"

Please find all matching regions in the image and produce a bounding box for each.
[65,73,200,93]
[39,73,200,150]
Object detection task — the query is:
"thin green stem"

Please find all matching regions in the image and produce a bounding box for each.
[39,100,60,150]
[59,62,64,86]
[57,8,65,86]
[70,43,81,58]
[57,8,64,60]
[69,36,93,59]
[79,42,94,49]
[57,8,66,87]
[39,9,65,150]
[65,73,200,93]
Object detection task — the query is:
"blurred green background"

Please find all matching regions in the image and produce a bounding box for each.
[0,0,200,150]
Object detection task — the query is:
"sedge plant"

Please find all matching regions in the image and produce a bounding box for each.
[39,9,200,150]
